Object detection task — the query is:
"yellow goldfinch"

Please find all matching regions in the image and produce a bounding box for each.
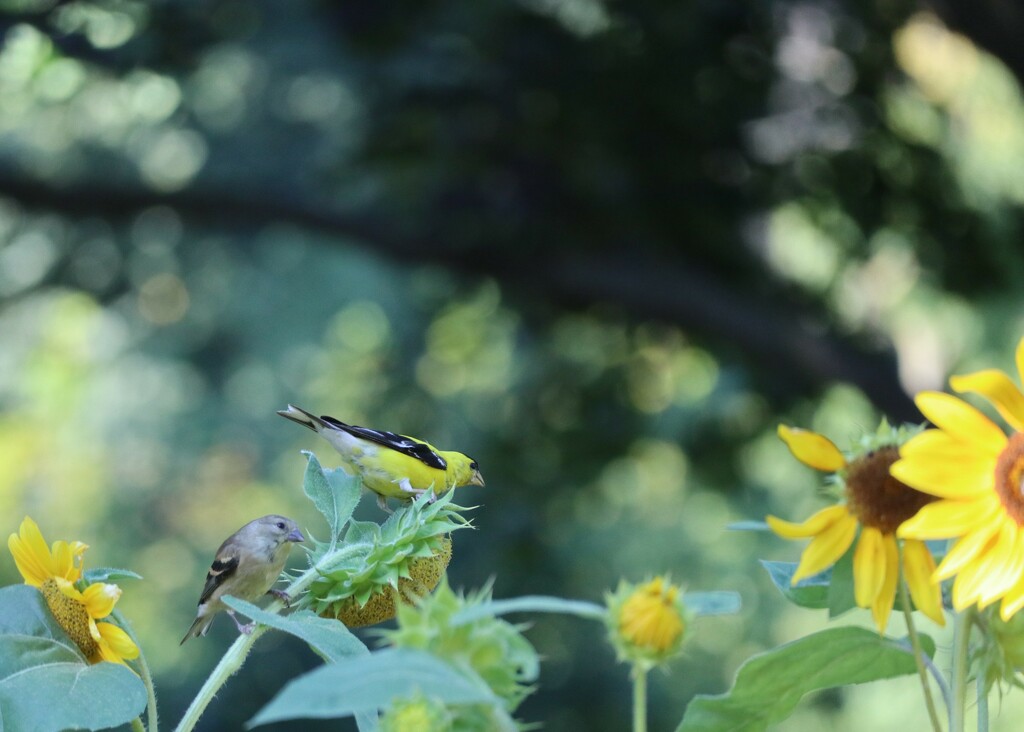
[180,515,304,644]
[277,404,485,512]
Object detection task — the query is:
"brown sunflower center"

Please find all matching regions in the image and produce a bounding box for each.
[40,578,98,659]
[994,432,1024,526]
[845,446,937,534]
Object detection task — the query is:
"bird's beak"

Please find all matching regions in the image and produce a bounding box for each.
[287,528,305,543]
[469,469,485,487]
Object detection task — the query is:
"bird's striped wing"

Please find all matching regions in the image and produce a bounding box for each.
[198,554,240,605]
[320,415,448,470]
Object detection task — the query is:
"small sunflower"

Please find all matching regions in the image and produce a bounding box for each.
[767,424,945,633]
[896,337,1024,620]
[8,517,139,665]
[606,576,691,669]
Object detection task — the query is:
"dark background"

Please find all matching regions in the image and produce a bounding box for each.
[1,0,1023,729]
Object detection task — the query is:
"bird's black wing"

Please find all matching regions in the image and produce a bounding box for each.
[320,415,448,470]
[198,554,239,606]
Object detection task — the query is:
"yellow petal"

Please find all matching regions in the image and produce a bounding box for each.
[902,540,945,626]
[897,495,1001,539]
[891,454,996,499]
[976,521,1024,609]
[95,622,139,664]
[82,583,120,620]
[951,528,1008,611]
[54,577,85,603]
[853,527,886,609]
[8,517,54,586]
[49,541,85,583]
[767,504,849,540]
[792,512,858,583]
[1016,336,1024,390]
[914,392,1007,455]
[1000,570,1024,620]
[935,519,1003,581]
[950,369,1024,433]
[870,534,899,634]
[777,425,846,472]
[949,525,1006,609]
[900,429,990,461]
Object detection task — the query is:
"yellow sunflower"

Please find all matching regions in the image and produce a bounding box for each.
[605,576,691,669]
[895,337,1024,620]
[8,517,139,665]
[767,425,945,633]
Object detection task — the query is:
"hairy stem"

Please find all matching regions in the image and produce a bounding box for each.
[898,572,943,732]
[950,608,973,732]
[170,560,330,732]
[632,666,648,732]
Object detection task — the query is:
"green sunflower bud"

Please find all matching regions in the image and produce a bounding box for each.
[306,491,468,627]
[605,576,692,671]
[381,693,452,732]
[380,578,539,719]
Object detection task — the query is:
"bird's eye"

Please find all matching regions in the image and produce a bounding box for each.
[469,461,479,470]
[276,522,286,530]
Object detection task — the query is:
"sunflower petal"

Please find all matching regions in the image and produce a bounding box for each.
[935,519,1003,581]
[914,392,1007,454]
[950,369,1024,433]
[949,525,1006,609]
[902,539,945,626]
[1000,570,1024,620]
[777,425,846,472]
[897,496,1001,540]
[853,527,886,609]
[767,505,849,540]
[95,622,139,664]
[792,512,858,583]
[8,517,55,586]
[976,521,1024,609]
[82,583,120,620]
[900,429,991,461]
[951,528,1007,611]
[1016,337,1024,390]
[891,454,996,499]
[54,577,85,602]
[870,534,899,634]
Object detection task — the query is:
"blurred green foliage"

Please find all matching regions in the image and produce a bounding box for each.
[3,0,1024,729]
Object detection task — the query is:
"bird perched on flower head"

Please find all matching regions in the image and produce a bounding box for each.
[277,404,485,512]
[180,514,304,644]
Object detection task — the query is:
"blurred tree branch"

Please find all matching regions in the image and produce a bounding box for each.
[0,172,917,421]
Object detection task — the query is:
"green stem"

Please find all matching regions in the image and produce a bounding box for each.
[976,672,988,732]
[173,625,268,732]
[115,608,158,732]
[950,608,973,732]
[632,666,647,732]
[897,571,943,732]
[131,718,145,732]
[171,560,330,732]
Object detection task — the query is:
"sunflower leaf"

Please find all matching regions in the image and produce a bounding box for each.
[83,567,143,584]
[247,648,499,728]
[827,543,857,617]
[0,586,146,730]
[760,561,830,609]
[302,450,362,544]
[222,597,368,663]
[687,591,742,616]
[675,626,936,732]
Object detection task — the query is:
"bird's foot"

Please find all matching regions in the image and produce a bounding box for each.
[377,493,394,513]
[268,588,291,607]
[227,610,256,635]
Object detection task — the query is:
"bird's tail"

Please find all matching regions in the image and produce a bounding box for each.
[276,404,329,432]
[180,613,214,645]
